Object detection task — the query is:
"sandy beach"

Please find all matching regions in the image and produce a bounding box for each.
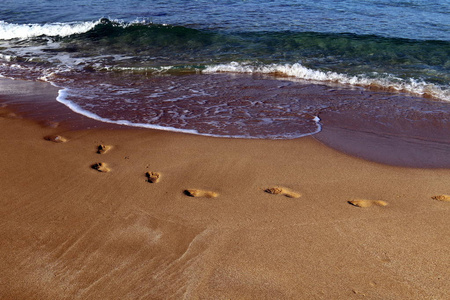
[1,79,450,299]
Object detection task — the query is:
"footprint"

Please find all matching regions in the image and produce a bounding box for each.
[44,135,68,143]
[146,171,161,183]
[352,289,366,296]
[431,195,450,202]
[91,162,110,173]
[184,189,218,198]
[348,199,388,208]
[264,187,301,198]
[97,144,112,154]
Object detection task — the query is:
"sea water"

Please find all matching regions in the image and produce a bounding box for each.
[0,0,449,138]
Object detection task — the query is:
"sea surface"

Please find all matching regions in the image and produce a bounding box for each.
[0,0,449,139]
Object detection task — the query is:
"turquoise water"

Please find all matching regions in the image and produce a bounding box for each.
[0,0,449,138]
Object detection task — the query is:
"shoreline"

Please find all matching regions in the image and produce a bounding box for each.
[2,76,450,168]
[1,78,450,298]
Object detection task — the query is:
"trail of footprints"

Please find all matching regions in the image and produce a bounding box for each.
[45,136,450,204]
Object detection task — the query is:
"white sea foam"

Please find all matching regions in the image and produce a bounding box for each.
[52,83,320,139]
[203,62,450,102]
[0,20,99,40]
[0,53,13,62]
[54,84,203,135]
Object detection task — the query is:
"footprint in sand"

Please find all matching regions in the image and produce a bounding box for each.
[264,187,301,198]
[348,199,388,208]
[145,171,161,183]
[97,144,112,154]
[431,195,450,202]
[44,135,68,143]
[91,162,110,173]
[184,189,218,198]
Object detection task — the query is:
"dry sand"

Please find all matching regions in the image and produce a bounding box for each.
[1,79,450,299]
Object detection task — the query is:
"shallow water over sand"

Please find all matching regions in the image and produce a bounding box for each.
[2,76,450,168]
[52,72,450,139]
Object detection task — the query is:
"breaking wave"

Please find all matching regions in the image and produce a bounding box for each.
[0,20,100,40]
[204,62,450,102]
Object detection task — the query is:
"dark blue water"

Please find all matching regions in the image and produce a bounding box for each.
[2,0,449,40]
[0,0,449,138]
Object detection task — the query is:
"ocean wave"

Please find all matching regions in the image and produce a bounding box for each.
[203,62,450,102]
[0,20,100,40]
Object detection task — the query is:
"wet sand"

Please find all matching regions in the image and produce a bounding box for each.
[1,78,449,299]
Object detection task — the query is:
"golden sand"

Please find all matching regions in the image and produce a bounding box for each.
[1,90,450,299]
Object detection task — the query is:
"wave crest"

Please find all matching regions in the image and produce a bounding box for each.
[0,20,100,40]
[203,62,450,102]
